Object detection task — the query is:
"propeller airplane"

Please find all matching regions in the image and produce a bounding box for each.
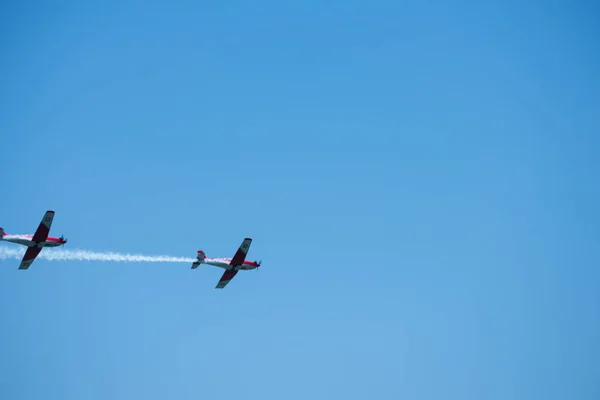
[0,210,68,269]
[191,237,261,288]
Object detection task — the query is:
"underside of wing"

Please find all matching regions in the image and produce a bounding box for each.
[215,269,238,289]
[19,247,42,270]
[31,210,55,243]
[230,238,252,266]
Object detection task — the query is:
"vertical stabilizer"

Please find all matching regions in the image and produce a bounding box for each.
[191,250,206,269]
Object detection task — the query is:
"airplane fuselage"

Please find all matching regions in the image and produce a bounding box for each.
[204,257,260,271]
[0,234,66,248]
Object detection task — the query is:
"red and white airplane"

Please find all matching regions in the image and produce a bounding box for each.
[192,237,262,289]
[0,210,68,270]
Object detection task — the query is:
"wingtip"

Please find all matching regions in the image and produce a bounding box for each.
[47,210,55,214]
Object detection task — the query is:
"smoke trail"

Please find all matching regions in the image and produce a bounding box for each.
[0,246,195,263]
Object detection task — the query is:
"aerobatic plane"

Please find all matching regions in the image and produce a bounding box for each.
[191,237,262,288]
[0,210,68,270]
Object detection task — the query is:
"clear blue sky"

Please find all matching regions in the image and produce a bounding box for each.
[1,1,599,399]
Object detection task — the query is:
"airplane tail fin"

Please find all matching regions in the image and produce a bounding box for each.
[191,250,206,269]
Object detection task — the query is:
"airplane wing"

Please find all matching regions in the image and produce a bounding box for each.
[18,246,43,270]
[215,269,238,289]
[229,238,252,266]
[214,238,252,288]
[31,210,55,243]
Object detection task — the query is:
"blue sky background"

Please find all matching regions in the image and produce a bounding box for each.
[1,1,599,399]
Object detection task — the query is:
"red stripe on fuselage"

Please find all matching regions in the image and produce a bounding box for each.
[206,258,258,266]
[6,235,62,242]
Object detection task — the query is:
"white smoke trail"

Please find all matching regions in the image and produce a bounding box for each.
[0,246,195,263]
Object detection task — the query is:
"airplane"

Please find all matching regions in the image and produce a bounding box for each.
[0,210,68,270]
[191,237,262,289]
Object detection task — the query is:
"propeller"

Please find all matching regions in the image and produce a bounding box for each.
[60,235,68,246]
